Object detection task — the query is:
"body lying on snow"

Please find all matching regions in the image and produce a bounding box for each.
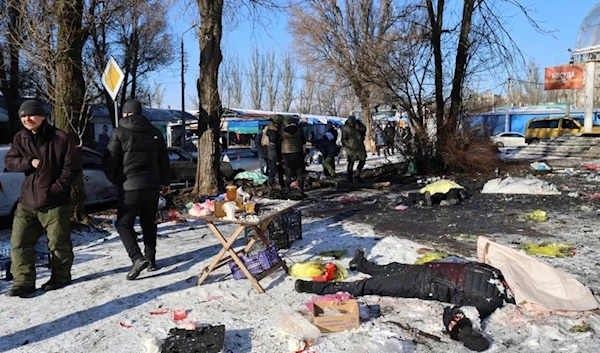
[295,250,515,352]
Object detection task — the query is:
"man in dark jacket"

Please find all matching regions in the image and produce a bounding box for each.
[342,116,367,183]
[265,115,284,186]
[281,115,306,197]
[4,100,81,297]
[103,100,170,280]
[317,131,338,177]
[295,250,514,352]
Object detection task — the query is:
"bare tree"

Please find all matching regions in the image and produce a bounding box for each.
[194,0,223,195]
[230,55,244,107]
[264,50,279,111]
[0,0,23,140]
[289,0,399,149]
[298,70,315,114]
[152,80,165,108]
[278,52,295,112]
[247,47,265,110]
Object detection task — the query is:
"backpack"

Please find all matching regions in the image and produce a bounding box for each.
[261,126,270,146]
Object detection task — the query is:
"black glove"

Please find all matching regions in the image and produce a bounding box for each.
[451,318,490,352]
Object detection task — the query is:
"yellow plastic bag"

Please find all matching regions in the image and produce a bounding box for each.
[517,242,574,258]
[415,251,449,264]
[289,261,325,278]
[288,261,349,281]
[419,180,464,195]
[521,210,548,222]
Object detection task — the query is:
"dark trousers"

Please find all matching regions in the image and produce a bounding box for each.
[267,158,284,185]
[346,155,365,182]
[116,189,159,263]
[283,152,305,193]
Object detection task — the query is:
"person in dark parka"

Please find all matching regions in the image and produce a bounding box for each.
[317,131,338,177]
[4,99,81,297]
[103,100,170,280]
[265,115,285,186]
[280,115,306,196]
[384,122,396,155]
[295,250,515,352]
[342,116,367,183]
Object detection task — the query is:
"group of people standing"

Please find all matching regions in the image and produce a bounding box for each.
[372,122,397,157]
[5,99,171,298]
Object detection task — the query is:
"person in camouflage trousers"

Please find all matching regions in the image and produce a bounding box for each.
[4,99,80,297]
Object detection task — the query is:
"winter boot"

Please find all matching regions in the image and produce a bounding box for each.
[41,277,71,291]
[127,258,150,280]
[349,249,365,271]
[294,280,314,293]
[5,285,36,297]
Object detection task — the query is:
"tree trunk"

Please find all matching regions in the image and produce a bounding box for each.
[426,0,446,157]
[193,0,223,196]
[448,0,476,126]
[0,0,22,142]
[55,0,87,223]
[358,93,373,153]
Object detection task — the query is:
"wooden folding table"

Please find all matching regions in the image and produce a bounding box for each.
[189,199,300,293]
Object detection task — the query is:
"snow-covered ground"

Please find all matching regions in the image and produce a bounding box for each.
[1,207,599,353]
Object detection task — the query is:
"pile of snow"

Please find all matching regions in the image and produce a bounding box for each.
[481,176,561,195]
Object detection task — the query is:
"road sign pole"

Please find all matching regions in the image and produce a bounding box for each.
[114,100,119,128]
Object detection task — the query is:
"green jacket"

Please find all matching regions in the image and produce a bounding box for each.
[281,123,305,154]
[342,120,367,160]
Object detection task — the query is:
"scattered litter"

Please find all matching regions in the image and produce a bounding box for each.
[275,306,321,342]
[150,309,169,316]
[517,242,574,258]
[312,263,337,282]
[582,164,598,170]
[568,192,580,198]
[173,309,188,321]
[521,210,548,222]
[458,233,477,240]
[289,261,348,281]
[162,325,225,353]
[415,251,449,264]
[363,199,378,205]
[340,197,361,204]
[522,325,540,347]
[119,321,133,328]
[530,162,552,174]
[234,171,269,185]
[395,205,408,211]
[419,180,464,195]
[482,177,561,195]
[569,324,594,333]
[584,193,600,199]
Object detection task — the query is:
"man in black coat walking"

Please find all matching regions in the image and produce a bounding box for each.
[295,250,515,351]
[103,100,170,280]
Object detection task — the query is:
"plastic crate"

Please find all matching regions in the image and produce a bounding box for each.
[0,237,51,281]
[244,208,302,251]
[228,244,282,280]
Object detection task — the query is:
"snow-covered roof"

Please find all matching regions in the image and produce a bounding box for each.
[90,105,197,123]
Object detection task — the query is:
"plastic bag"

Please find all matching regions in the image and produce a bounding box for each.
[415,251,449,264]
[289,261,325,278]
[274,305,321,341]
[517,242,574,258]
[520,210,548,222]
[157,196,167,210]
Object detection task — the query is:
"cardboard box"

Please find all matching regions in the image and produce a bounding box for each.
[312,299,360,333]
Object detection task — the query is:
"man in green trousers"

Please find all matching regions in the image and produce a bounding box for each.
[4,99,80,297]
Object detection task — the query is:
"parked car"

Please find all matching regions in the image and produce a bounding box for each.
[0,146,118,218]
[491,132,527,148]
[167,146,237,182]
[524,116,600,143]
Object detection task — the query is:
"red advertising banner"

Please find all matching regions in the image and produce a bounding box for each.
[544,65,584,90]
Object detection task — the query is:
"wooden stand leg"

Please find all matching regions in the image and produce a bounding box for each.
[197,223,245,286]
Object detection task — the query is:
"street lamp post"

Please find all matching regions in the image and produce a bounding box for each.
[181,24,197,148]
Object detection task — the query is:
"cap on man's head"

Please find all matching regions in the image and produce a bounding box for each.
[122,100,142,114]
[347,115,357,124]
[19,99,46,117]
[282,115,293,126]
[273,114,284,125]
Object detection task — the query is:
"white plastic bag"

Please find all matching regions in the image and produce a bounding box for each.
[274,305,321,342]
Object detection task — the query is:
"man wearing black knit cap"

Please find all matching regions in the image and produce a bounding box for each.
[103,100,170,280]
[4,99,80,297]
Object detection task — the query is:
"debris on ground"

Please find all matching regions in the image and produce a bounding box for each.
[516,242,575,258]
[318,249,348,259]
[520,210,549,222]
[569,324,594,333]
[414,251,449,264]
[161,325,225,353]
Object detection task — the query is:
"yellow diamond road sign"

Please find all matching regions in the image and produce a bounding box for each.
[101,56,125,101]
